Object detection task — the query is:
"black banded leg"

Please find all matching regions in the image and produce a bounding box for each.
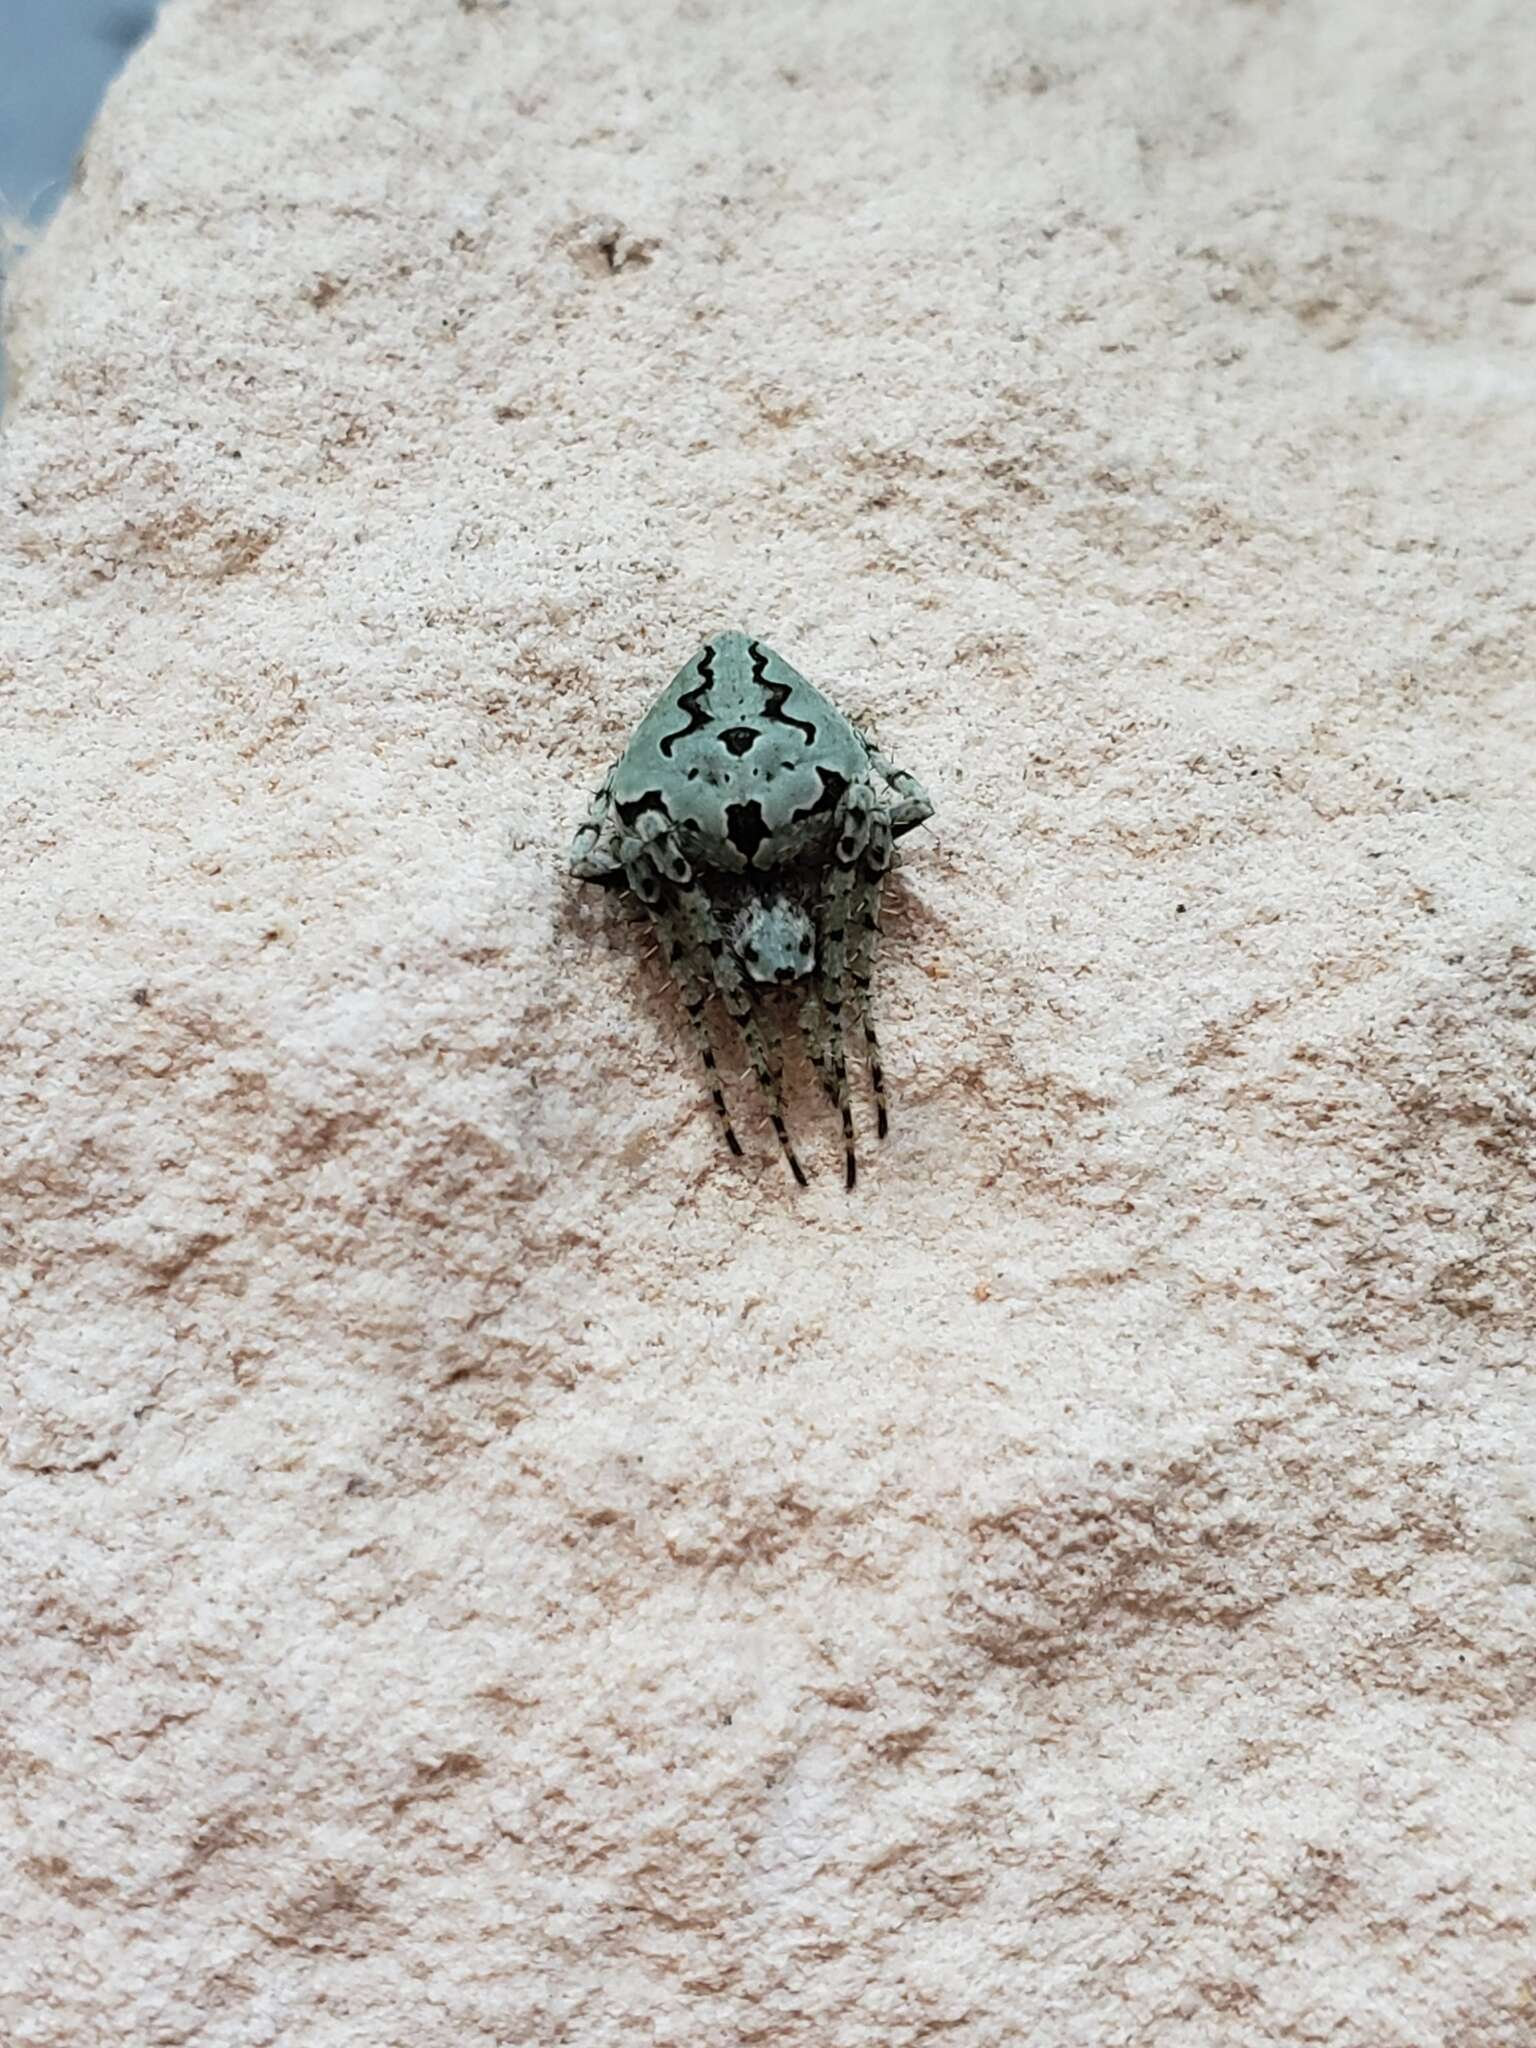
[670,878,809,1188]
[569,776,620,878]
[847,867,889,1139]
[864,1016,887,1140]
[798,987,841,1109]
[820,856,861,1190]
[677,972,742,1160]
[722,982,809,1187]
[862,739,933,840]
[618,834,747,1170]
[829,999,856,1190]
[647,922,744,1165]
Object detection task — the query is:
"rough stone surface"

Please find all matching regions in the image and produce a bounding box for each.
[3,2,1534,2043]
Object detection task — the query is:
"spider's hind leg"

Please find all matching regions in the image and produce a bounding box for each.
[798,986,841,1110]
[846,862,890,1140]
[818,777,896,1190]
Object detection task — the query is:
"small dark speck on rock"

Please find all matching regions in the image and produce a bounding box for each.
[131,986,151,1006]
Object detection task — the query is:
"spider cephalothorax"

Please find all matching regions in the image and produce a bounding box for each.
[726,890,815,986]
[569,632,933,1187]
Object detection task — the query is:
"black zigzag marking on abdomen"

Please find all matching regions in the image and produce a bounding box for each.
[659,642,717,756]
[749,639,816,745]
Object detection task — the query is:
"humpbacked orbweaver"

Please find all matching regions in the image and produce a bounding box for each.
[570,632,933,1187]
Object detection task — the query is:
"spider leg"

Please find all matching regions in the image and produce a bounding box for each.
[618,815,808,1185]
[610,817,744,1165]
[818,777,891,1189]
[797,985,840,1108]
[846,858,890,1140]
[829,792,898,1149]
[859,735,934,840]
[658,927,743,1159]
[696,912,808,1187]
[569,775,622,878]
[818,868,859,1188]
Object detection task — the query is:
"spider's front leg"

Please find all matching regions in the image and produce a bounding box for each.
[844,845,891,1142]
[653,912,745,1161]
[676,884,808,1187]
[859,733,934,841]
[569,774,621,879]
[606,814,739,1160]
[619,814,809,1187]
[797,985,839,1110]
[815,777,896,1189]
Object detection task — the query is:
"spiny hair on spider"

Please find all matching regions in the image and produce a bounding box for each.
[568,630,934,1188]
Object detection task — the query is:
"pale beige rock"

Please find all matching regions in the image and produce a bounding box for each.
[3,1,1534,2042]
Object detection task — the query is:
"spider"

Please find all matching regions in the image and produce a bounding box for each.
[569,632,933,1187]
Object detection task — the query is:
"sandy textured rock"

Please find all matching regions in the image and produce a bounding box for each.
[3,1,1534,2042]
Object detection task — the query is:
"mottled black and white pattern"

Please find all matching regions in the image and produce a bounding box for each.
[570,632,933,1187]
